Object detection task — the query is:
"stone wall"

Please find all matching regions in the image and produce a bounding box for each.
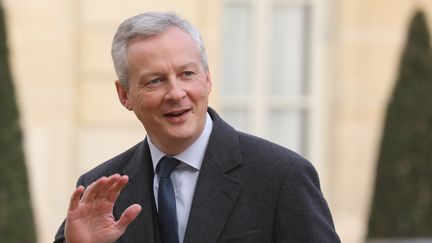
[4,0,432,242]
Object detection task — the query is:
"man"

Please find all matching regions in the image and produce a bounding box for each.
[54,12,340,243]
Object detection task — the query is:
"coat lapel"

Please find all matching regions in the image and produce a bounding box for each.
[114,140,161,243]
[183,109,244,243]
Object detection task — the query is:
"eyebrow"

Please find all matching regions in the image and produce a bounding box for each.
[139,71,163,81]
[138,62,201,82]
[177,62,200,71]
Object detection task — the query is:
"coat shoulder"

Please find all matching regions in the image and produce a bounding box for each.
[77,141,143,186]
[236,131,312,172]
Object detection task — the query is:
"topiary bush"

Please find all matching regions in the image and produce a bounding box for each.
[0,3,37,243]
[367,10,432,238]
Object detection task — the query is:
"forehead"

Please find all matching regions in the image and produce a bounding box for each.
[126,27,202,69]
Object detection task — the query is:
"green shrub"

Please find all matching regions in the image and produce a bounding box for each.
[0,4,37,242]
[367,10,432,238]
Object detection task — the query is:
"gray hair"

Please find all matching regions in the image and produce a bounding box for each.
[111,12,209,88]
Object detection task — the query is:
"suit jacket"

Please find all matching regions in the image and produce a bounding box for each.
[55,108,340,243]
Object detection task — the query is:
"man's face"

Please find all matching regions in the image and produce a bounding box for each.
[115,27,212,155]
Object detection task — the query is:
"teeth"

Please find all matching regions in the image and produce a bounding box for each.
[167,109,188,116]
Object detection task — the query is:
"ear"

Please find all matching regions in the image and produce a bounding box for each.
[205,69,212,94]
[115,80,133,111]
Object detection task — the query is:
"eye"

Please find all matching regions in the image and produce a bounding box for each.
[146,78,163,86]
[182,71,195,78]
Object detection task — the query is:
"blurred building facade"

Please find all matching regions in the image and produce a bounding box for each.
[3,0,432,242]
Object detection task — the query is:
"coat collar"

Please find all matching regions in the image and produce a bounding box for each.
[115,140,161,243]
[183,107,244,243]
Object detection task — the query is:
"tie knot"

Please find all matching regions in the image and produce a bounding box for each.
[158,156,180,178]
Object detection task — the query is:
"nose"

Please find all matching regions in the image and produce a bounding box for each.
[165,78,186,101]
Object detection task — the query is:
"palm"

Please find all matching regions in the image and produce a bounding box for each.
[65,174,142,243]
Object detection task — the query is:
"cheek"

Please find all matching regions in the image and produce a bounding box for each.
[128,92,144,111]
[192,81,211,97]
[135,93,164,112]
[201,84,211,99]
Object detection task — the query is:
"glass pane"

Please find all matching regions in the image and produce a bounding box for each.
[221,108,250,133]
[221,5,251,95]
[270,6,307,96]
[269,109,306,154]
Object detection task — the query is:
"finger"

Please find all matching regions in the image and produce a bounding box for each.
[68,185,85,211]
[81,176,108,203]
[107,175,129,203]
[96,174,122,199]
[116,204,142,232]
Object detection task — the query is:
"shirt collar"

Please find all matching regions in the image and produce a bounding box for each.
[148,112,213,172]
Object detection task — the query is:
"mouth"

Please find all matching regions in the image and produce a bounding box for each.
[163,108,191,118]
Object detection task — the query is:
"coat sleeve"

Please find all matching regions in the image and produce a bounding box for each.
[274,160,341,243]
[53,221,65,243]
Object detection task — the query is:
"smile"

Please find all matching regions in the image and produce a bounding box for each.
[163,108,191,118]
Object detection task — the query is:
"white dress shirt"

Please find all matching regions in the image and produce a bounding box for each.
[148,112,213,243]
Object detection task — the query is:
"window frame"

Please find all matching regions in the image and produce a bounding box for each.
[219,0,330,186]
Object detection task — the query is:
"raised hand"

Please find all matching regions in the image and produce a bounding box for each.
[64,174,142,243]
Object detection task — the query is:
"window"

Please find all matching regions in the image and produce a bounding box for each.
[220,0,314,156]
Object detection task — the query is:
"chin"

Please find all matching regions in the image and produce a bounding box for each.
[167,127,199,140]
[168,131,195,140]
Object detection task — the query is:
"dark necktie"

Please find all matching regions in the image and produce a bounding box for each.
[158,156,180,243]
